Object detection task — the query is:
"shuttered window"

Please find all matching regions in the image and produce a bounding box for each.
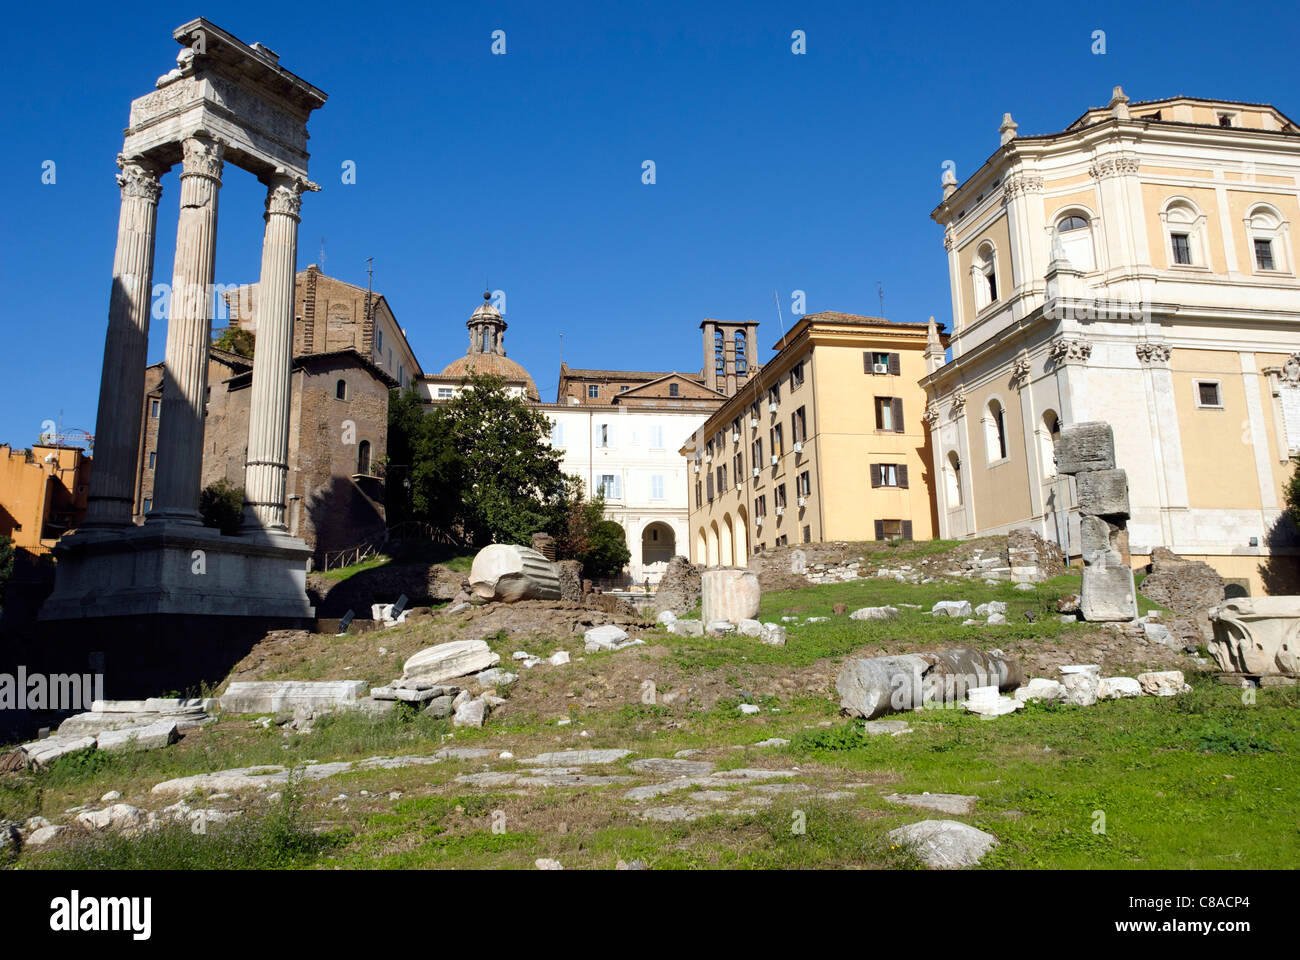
[864,352,901,375]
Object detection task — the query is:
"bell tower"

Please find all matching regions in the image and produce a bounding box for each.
[700,318,759,396]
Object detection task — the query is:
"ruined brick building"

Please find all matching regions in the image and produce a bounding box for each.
[134,268,415,563]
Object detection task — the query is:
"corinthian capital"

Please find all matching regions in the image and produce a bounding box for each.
[179,136,224,182]
[116,155,163,202]
[265,175,306,219]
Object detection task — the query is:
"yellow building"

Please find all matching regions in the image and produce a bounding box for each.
[923,88,1300,594]
[682,312,943,565]
[0,444,92,556]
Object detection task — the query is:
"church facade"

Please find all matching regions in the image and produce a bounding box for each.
[922,89,1300,594]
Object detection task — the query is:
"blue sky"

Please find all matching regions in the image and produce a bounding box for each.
[2,0,1298,446]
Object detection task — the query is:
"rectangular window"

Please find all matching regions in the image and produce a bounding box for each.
[770,424,784,458]
[376,329,384,352]
[755,495,766,517]
[768,384,780,406]
[550,422,564,448]
[791,406,807,443]
[775,484,787,508]
[695,480,702,508]
[599,424,611,447]
[599,474,622,498]
[651,425,665,448]
[865,351,898,375]
[707,472,715,501]
[873,395,894,429]
[588,384,600,398]
[752,438,763,467]
[150,399,160,418]
[1196,380,1223,409]
[619,385,629,392]
[651,475,665,500]
[669,383,680,397]
[797,470,811,497]
[802,525,811,543]
[789,362,805,389]
[734,451,744,477]
[143,498,152,513]
[438,387,453,399]
[1171,233,1192,265]
[148,451,156,471]
[1255,238,1276,271]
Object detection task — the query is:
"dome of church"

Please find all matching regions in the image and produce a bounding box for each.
[438,291,541,401]
[439,352,540,400]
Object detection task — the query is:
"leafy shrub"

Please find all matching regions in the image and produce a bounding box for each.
[199,479,244,535]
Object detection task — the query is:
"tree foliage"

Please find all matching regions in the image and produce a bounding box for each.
[212,326,255,358]
[582,519,632,579]
[199,479,245,535]
[389,376,585,548]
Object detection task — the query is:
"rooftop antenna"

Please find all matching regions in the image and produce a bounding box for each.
[878,281,885,318]
[319,236,327,269]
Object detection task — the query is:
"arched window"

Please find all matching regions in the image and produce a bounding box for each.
[1054,211,1095,271]
[1245,204,1289,274]
[1161,198,1206,268]
[1040,410,1060,478]
[945,450,963,506]
[971,242,998,310]
[734,330,748,374]
[714,329,725,373]
[984,398,1008,463]
[357,440,371,475]
[335,379,347,400]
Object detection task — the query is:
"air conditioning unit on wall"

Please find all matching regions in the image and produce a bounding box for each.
[793,441,803,453]
[798,496,807,508]
[752,468,760,478]
[770,455,779,466]
[874,362,889,374]
[775,506,785,516]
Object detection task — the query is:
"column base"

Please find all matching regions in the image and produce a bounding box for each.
[39,522,315,621]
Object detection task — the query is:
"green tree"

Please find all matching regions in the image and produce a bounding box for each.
[199,479,245,535]
[393,375,575,548]
[581,519,631,579]
[213,326,255,358]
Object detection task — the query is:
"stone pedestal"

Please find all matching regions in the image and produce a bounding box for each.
[700,568,761,623]
[39,523,314,620]
[1057,421,1137,622]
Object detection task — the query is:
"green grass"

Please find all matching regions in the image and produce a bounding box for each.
[318,555,392,581]
[662,573,1103,670]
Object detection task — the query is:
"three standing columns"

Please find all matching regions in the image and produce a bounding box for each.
[149,135,224,524]
[242,174,305,533]
[82,156,164,529]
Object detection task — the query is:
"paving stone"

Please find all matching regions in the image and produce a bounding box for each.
[884,792,978,816]
[522,749,632,766]
[629,757,715,777]
[888,819,999,869]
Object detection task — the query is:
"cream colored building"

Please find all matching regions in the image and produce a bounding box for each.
[922,88,1300,593]
[419,294,732,582]
[683,312,941,565]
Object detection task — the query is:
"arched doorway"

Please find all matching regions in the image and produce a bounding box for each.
[641,521,675,565]
[734,505,750,566]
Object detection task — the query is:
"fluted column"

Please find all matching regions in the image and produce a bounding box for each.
[242,174,305,532]
[149,136,223,524]
[83,156,164,528]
